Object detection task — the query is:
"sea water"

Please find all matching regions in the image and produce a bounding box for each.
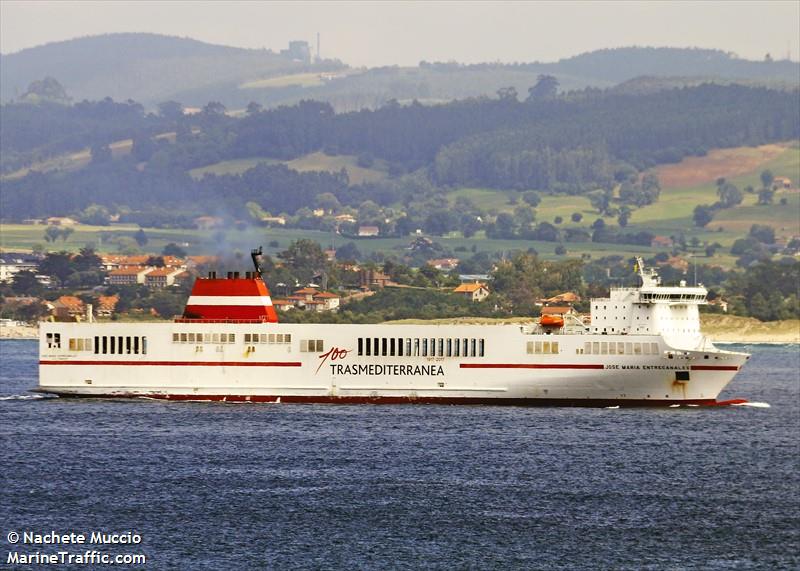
[1,340,798,570]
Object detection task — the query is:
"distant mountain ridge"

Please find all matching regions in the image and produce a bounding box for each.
[0,33,333,104]
[2,34,798,109]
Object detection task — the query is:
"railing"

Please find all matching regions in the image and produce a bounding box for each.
[173,318,272,324]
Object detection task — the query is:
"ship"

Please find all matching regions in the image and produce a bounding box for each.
[37,250,749,406]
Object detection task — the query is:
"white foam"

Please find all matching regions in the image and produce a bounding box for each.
[732,402,771,408]
[669,404,681,408]
[605,405,620,409]
[0,394,54,401]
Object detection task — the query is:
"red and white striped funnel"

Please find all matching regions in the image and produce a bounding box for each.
[183,274,279,322]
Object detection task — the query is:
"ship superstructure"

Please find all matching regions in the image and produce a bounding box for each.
[38,254,749,406]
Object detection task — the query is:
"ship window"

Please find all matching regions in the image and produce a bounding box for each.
[551,342,558,354]
[651,343,659,354]
[430,339,436,357]
[245,334,251,343]
[454,338,460,357]
[618,342,625,355]
[365,338,371,356]
[634,343,642,355]
[643,343,650,355]
[625,342,632,354]
[188,333,195,343]
[180,333,188,343]
[422,338,428,357]
[372,338,378,357]
[102,336,108,354]
[69,338,77,351]
[221,333,228,343]
[609,342,616,355]
[535,341,542,353]
[173,333,179,343]
[390,338,396,357]
[358,338,363,356]
[109,336,116,354]
[316,340,324,352]
[212,333,220,343]
[126,336,132,354]
[414,338,420,356]
[543,341,551,354]
[133,337,139,354]
[284,334,291,343]
[479,339,485,357]
[94,336,100,354]
[438,338,444,357]
[601,342,607,355]
[584,342,591,354]
[142,337,147,354]
[269,333,276,343]
[527,341,534,354]
[398,338,404,357]
[382,338,388,357]
[447,339,452,357]
[592,342,600,354]
[471,339,477,357]
[118,336,123,354]
[76,338,84,351]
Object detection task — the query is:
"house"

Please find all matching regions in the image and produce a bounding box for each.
[293,287,320,301]
[45,217,77,226]
[108,267,152,286]
[427,258,460,271]
[50,295,85,321]
[193,216,224,230]
[272,299,295,311]
[334,214,357,224]
[453,283,490,302]
[773,177,792,189]
[144,268,185,289]
[651,236,674,249]
[0,253,40,283]
[96,295,119,317]
[358,226,380,237]
[359,269,392,290]
[312,291,340,311]
[261,216,286,226]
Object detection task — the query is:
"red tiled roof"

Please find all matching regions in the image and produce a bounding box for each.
[454,283,488,293]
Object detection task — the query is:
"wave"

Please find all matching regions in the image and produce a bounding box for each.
[0,393,56,401]
[732,401,771,408]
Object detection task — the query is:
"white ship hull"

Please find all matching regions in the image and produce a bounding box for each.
[38,322,748,406]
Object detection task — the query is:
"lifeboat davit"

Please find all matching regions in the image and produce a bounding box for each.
[539,314,564,327]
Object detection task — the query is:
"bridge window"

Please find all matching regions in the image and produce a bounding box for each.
[301,339,324,352]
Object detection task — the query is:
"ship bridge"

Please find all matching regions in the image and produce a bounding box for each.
[589,258,708,349]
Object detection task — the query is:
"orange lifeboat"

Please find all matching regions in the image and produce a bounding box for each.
[539,314,564,327]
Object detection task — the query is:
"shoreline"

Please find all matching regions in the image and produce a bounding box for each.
[1,317,797,344]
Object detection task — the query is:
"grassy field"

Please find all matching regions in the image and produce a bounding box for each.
[189,152,389,185]
[239,72,326,90]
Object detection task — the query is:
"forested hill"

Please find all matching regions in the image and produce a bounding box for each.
[2,83,797,223]
[2,34,797,110]
[0,33,341,105]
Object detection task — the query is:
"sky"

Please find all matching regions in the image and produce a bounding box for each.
[1,0,798,66]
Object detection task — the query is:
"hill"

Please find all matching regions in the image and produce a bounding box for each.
[0,33,342,105]
[3,36,798,110]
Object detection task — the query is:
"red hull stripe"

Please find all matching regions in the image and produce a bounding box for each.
[47,392,727,407]
[40,360,301,367]
[460,363,604,370]
[690,365,739,371]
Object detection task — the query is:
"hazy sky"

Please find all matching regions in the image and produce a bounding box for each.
[1,0,798,65]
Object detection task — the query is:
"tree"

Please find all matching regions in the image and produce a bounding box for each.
[496,86,518,101]
[693,204,714,227]
[553,216,563,224]
[522,191,541,207]
[571,212,583,223]
[163,243,187,257]
[554,244,567,255]
[760,169,774,190]
[757,188,775,205]
[335,242,361,261]
[44,226,61,243]
[134,228,148,247]
[526,75,559,101]
[246,101,263,115]
[716,182,743,208]
[315,192,341,213]
[73,247,102,272]
[78,204,111,226]
[11,270,42,295]
[617,206,631,228]
[202,101,227,116]
[157,101,183,121]
[749,224,775,244]
[39,252,74,285]
[90,143,112,165]
[60,227,74,242]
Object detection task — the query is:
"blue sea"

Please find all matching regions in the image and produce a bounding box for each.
[1,339,798,570]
